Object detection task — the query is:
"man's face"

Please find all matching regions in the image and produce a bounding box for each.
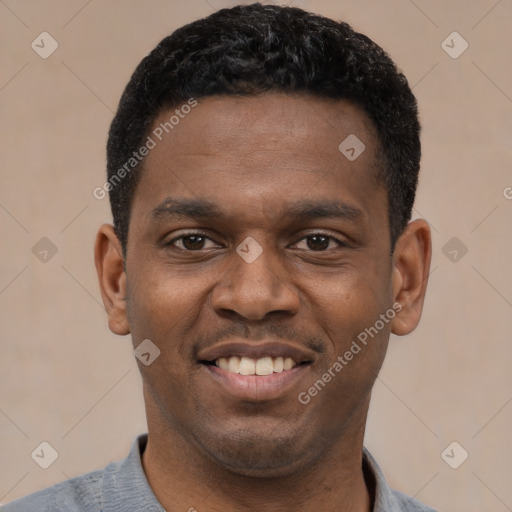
[123,93,395,475]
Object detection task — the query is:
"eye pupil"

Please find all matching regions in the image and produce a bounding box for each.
[307,235,329,251]
[183,235,205,250]
[176,234,336,252]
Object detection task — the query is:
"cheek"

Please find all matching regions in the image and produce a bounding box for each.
[303,264,392,382]
[301,278,391,424]
[126,266,206,351]
[126,269,206,420]
[305,261,391,332]
[125,266,215,421]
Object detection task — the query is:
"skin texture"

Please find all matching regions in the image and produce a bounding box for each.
[95,93,431,512]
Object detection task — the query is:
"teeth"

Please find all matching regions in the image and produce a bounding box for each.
[227,356,241,374]
[273,356,284,372]
[217,357,230,371]
[239,357,256,375]
[255,357,273,376]
[283,357,294,370]
[215,356,297,375]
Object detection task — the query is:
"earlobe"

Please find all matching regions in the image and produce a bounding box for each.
[94,224,130,336]
[390,219,432,336]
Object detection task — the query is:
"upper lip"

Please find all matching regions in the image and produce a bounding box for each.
[198,340,315,364]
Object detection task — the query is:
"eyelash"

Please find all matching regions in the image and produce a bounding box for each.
[167,230,348,251]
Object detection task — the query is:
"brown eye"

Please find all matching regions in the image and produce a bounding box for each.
[306,235,330,251]
[181,235,207,250]
[294,233,344,251]
[169,232,219,251]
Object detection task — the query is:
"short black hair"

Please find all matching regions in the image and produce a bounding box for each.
[106,3,420,253]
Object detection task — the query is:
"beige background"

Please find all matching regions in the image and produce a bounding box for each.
[1,1,511,510]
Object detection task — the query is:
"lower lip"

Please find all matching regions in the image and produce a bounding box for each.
[201,363,311,402]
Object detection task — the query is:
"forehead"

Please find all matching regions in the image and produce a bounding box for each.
[148,93,376,160]
[131,93,386,230]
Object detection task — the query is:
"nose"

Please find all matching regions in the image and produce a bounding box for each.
[211,242,300,321]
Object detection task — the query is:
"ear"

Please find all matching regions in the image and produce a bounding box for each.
[94,224,130,336]
[390,219,432,336]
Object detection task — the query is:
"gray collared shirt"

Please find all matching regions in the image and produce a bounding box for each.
[1,434,437,511]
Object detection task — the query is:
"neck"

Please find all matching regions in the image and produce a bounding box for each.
[141,398,373,512]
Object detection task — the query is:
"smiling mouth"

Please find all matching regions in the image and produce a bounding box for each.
[202,356,311,376]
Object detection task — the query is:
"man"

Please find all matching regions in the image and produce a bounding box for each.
[3,3,435,511]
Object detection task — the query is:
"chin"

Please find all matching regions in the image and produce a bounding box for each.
[191,424,323,478]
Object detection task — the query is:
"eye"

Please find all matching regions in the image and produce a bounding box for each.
[293,233,347,251]
[167,231,347,252]
[168,232,220,251]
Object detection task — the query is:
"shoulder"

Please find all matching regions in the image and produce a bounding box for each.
[362,447,438,512]
[0,469,104,512]
[1,435,160,512]
[391,489,438,512]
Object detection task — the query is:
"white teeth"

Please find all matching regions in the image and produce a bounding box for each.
[215,356,297,375]
[283,357,294,371]
[239,357,256,375]
[227,356,241,374]
[255,357,273,376]
[217,357,229,371]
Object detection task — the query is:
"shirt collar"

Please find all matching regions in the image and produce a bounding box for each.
[102,434,165,512]
[103,434,406,512]
[363,446,406,511]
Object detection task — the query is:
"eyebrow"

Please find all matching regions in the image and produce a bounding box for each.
[150,197,363,223]
[151,198,222,221]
